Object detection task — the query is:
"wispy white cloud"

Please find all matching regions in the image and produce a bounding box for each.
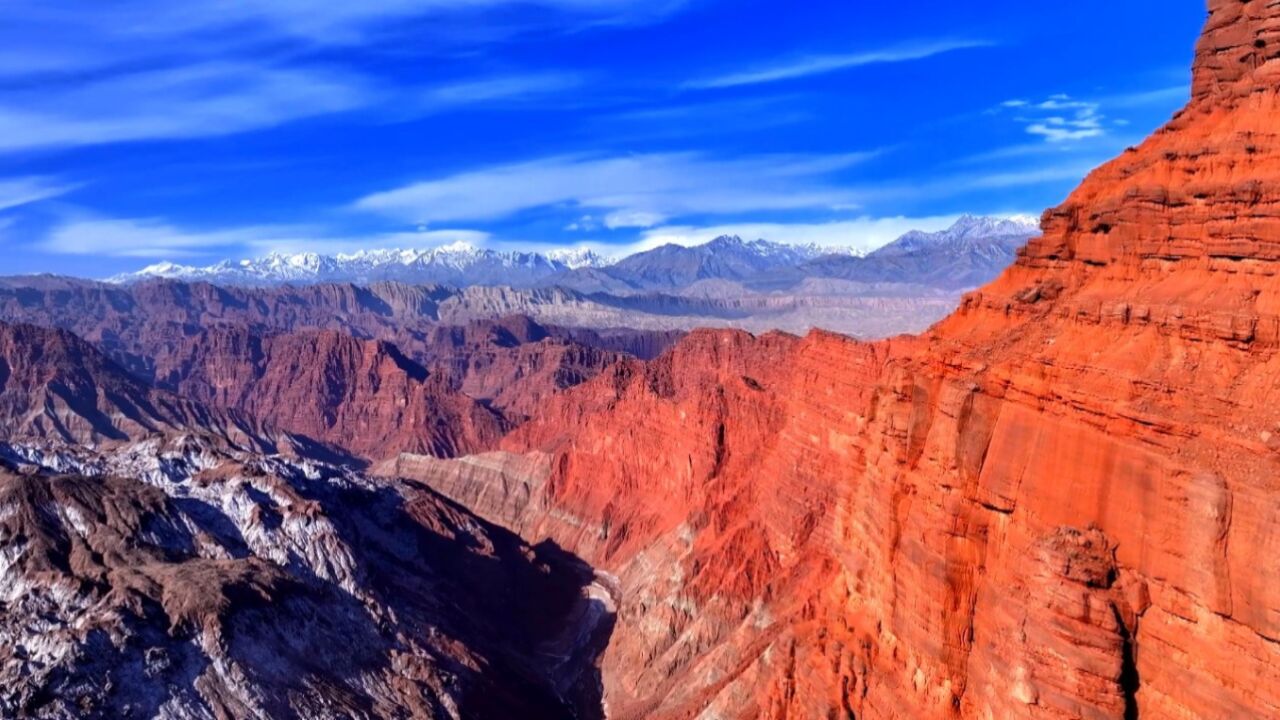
[0,1,659,152]
[593,95,813,141]
[0,63,372,152]
[0,176,79,212]
[603,210,667,229]
[246,229,493,256]
[967,84,1189,168]
[565,215,600,232]
[156,0,684,43]
[1101,85,1189,109]
[353,151,880,224]
[1026,115,1105,142]
[995,89,1185,145]
[0,63,591,152]
[0,1,693,78]
[1007,94,1107,143]
[419,72,586,108]
[951,164,1102,190]
[685,39,991,90]
[951,135,1144,166]
[842,161,1102,209]
[41,215,492,259]
[42,218,316,258]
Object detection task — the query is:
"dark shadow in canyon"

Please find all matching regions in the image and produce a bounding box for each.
[281,470,614,719]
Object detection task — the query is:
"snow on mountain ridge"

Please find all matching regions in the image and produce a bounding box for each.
[702,235,865,261]
[874,215,1041,258]
[544,248,614,269]
[109,241,608,286]
[107,216,1026,286]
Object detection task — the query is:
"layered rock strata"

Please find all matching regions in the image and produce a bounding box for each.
[395,3,1280,718]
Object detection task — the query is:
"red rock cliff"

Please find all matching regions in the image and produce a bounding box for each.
[158,326,508,460]
[398,2,1280,718]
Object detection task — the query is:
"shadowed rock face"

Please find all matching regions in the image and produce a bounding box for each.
[0,440,613,719]
[392,3,1280,718]
[0,322,287,454]
[0,307,657,463]
[147,319,653,461]
[154,325,510,461]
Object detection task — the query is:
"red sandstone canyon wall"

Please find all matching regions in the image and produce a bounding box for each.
[396,2,1280,717]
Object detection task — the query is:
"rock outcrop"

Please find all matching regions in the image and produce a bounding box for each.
[0,270,967,344]
[0,439,610,719]
[394,3,1280,718]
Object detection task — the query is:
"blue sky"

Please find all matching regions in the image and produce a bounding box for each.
[0,0,1205,276]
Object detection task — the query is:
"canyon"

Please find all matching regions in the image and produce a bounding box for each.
[0,1,1277,719]
[393,1,1280,717]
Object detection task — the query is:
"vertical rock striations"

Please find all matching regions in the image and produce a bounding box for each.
[157,326,508,461]
[398,2,1280,718]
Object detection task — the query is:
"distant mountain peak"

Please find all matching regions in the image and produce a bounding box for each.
[109,242,613,287]
[946,214,1041,238]
[1003,213,1041,228]
[544,247,613,269]
[107,214,1021,291]
[707,234,747,246]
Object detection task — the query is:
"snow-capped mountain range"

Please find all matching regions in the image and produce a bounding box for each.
[873,214,1041,258]
[108,215,1039,290]
[113,242,614,287]
[794,214,1041,291]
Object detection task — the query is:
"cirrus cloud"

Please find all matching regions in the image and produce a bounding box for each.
[684,39,992,90]
[353,150,881,225]
[41,215,493,260]
[0,176,79,212]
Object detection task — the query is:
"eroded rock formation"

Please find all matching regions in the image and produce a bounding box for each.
[393,3,1280,717]
[0,279,680,381]
[0,322,284,454]
[156,326,508,460]
[0,440,610,719]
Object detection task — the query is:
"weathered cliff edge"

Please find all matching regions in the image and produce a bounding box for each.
[391,3,1280,718]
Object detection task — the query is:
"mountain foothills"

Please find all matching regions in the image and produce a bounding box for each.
[0,2,1277,719]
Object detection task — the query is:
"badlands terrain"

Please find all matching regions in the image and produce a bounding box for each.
[0,1,1278,718]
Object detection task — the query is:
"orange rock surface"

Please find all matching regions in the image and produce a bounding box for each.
[398,3,1280,717]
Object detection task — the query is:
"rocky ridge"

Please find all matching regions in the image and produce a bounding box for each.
[89,216,1037,339]
[0,437,612,718]
[110,242,612,288]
